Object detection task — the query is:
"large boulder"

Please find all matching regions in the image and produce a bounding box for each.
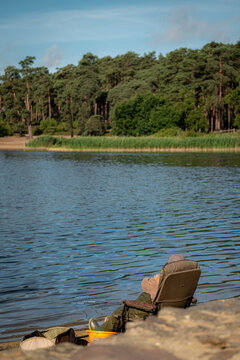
[1,298,239,360]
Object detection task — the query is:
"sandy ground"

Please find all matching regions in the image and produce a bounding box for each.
[0,136,31,150]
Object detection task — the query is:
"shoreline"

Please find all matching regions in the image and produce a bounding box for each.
[1,297,240,359]
[28,146,240,153]
[1,137,240,153]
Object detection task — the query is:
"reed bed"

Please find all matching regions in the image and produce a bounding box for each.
[26,134,240,152]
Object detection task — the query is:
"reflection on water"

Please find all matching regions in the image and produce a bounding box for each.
[0,151,240,342]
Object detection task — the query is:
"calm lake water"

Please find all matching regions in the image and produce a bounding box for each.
[0,150,240,342]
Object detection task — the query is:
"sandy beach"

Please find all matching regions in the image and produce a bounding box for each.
[0,137,30,151]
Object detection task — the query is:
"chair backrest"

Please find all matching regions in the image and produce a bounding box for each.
[154,260,201,310]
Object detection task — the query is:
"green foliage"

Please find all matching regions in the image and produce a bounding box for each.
[27,135,62,147]
[39,118,57,134]
[12,123,27,136]
[33,127,43,136]
[84,115,105,136]
[19,56,36,70]
[113,93,181,136]
[27,133,240,150]
[152,127,184,137]
[1,42,240,137]
[233,115,240,129]
[0,119,13,136]
[225,85,240,127]
[184,108,209,132]
[149,105,181,132]
[5,108,21,125]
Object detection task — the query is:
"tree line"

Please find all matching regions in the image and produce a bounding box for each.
[0,41,240,137]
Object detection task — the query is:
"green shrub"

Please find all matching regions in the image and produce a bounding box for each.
[33,127,43,136]
[112,93,182,136]
[149,106,181,131]
[11,123,27,136]
[152,127,184,137]
[0,120,13,137]
[184,108,209,132]
[84,115,105,136]
[54,122,68,134]
[27,136,58,147]
[233,115,240,129]
[39,118,57,134]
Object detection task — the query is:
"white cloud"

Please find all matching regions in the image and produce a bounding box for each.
[42,45,62,67]
[158,6,235,45]
[0,2,239,70]
[1,4,238,49]
[165,6,196,42]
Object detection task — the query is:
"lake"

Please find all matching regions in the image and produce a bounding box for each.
[0,150,240,342]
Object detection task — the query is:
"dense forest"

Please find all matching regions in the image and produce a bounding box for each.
[0,41,240,138]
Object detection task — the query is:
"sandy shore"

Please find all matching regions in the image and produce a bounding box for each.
[0,136,30,150]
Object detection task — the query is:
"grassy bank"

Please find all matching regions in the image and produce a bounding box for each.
[26,134,240,152]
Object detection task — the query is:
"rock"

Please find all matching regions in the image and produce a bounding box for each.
[1,298,240,360]
[73,344,180,360]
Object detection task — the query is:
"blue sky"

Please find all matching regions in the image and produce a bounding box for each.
[0,0,239,73]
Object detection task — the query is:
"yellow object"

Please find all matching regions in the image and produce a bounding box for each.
[104,316,110,323]
[86,330,117,343]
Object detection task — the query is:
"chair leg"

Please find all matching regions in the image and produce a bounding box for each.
[120,304,129,333]
[185,297,193,308]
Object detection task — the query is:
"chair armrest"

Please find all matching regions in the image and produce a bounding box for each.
[122,300,156,313]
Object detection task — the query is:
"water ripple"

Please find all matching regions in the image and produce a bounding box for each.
[0,151,240,341]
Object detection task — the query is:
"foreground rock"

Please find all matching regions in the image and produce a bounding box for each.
[1,298,239,360]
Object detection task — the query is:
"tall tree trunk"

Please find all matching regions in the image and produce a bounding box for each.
[28,114,33,138]
[26,80,30,112]
[210,106,214,132]
[48,89,51,120]
[26,79,33,139]
[105,101,109,122]
[70,97,74,138]
[219,57,223,104]
[94,101,97,115]
[219,57,223,130]
[35,108,38,124]
[228,105,231,130]
[12,85,16,100]
[215,109,221,131]
[104,102,107,120]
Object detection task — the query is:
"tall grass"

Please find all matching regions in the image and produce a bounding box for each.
[26,134,240,151]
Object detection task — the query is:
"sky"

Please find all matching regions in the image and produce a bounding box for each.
[0,0,239,73]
